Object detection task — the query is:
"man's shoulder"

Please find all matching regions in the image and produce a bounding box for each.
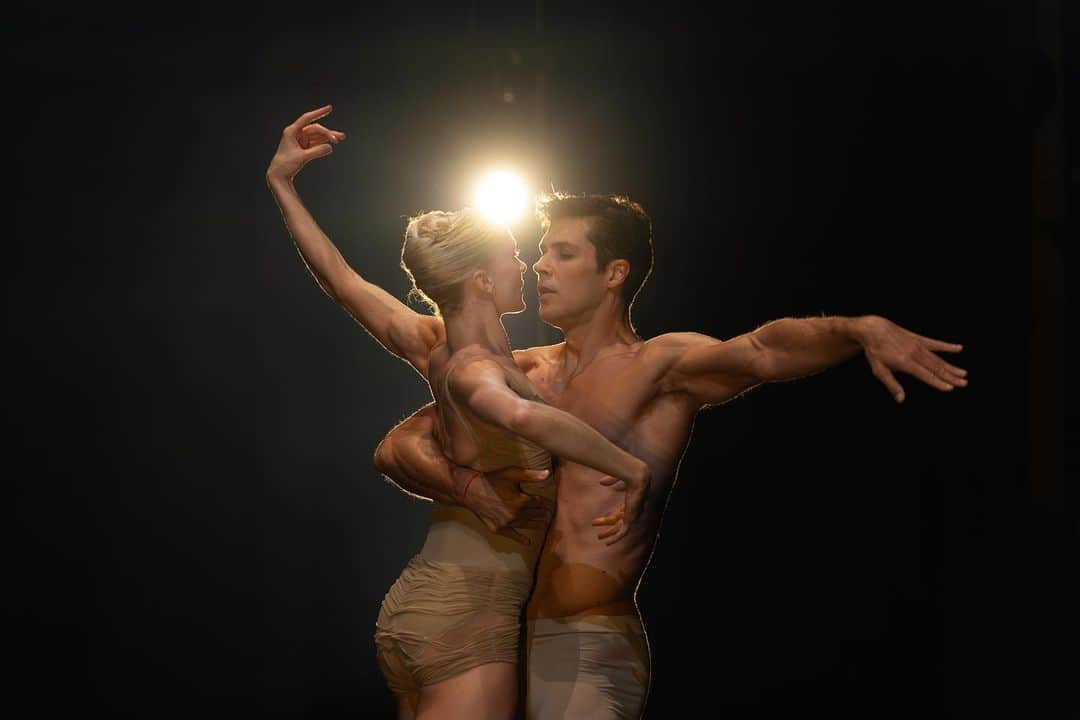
[643,331,720,355]
[639,333,731,390]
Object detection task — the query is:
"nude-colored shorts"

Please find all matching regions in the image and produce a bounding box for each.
[526,614,651,720]
[374,555,531,695]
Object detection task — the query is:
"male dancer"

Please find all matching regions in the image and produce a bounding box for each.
[373,192,968,718]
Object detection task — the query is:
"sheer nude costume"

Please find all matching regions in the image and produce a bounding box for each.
[526,613,650,719]
[374,350,554,694]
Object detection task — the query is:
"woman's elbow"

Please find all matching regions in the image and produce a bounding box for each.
[505,401,538,437]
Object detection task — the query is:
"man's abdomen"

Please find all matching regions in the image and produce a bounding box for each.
[526,555,638,618]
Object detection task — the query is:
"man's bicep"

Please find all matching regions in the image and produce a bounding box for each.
[373,402,465,505]
[374,403,437,473]
[661,332,765,406]
[389,402,439,440]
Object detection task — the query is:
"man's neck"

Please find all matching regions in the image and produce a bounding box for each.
[555,306,640,379]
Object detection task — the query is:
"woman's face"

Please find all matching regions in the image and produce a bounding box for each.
[491,231,528,315]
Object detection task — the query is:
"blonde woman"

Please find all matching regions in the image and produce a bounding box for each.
[267,106,650,719]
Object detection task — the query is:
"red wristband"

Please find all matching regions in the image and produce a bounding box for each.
[461,472,478,499]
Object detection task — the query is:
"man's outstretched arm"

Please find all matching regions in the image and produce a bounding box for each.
[373,404,554,545]
[657,315,968,406]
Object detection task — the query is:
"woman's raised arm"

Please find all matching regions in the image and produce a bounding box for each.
[266,105,443,378]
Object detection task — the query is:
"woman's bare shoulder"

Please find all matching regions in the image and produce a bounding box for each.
[443,347,509,390]
[512,342,563,373]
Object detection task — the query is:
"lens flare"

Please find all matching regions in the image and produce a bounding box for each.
[475,171,528,224]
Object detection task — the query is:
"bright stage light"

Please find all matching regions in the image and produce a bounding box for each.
[474,171,529,224]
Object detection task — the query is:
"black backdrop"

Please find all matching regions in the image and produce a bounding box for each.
[9,1,1074,716]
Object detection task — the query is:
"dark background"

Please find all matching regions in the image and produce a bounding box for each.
[9,1,1074,716]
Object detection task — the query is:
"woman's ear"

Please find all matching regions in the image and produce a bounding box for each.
[472,269,495,296]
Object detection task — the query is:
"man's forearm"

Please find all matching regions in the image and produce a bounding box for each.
[373,407,554,542]
[753,315,869,382]
[376,435,459,504]
[373,408,465,505]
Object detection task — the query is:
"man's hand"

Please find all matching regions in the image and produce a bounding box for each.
[266,105,346,183]
[856,315,968,403]
[454,466,554,546]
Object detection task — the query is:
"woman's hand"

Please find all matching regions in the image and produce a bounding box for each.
[266,105,346,183]
[591,462,651,546]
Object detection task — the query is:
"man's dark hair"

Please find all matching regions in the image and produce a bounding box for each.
[536,193,654,312]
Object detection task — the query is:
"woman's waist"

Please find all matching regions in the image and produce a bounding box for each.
[381,554,534,614]
[419,502,545,573]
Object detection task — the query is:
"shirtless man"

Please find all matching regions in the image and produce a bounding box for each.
[373,193,968,718]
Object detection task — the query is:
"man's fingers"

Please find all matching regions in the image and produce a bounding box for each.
[910,353,960,391]
[941,363,969,383]
[936,362,968,380]
[917,349,968,384]
[912,362,954,391]
[870,358,906,403]
[917,335,964,353]
[937,365,968,386]
[937,358,967,376]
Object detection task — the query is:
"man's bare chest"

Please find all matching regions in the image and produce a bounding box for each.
[523,353,660,440]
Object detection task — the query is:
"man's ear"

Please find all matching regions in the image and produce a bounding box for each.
[472,269,495,296]
[606,259,630,290]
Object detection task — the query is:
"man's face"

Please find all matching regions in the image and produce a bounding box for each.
[532,217,608,329]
